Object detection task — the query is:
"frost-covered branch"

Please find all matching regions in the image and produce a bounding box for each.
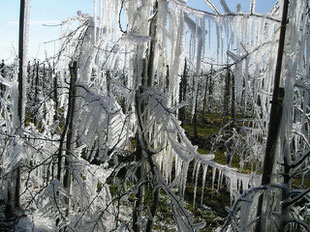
[220,0,232,14]
[289,148,310,169]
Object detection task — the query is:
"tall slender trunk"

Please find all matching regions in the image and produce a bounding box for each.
[179,59,187,125]
[255,0,289,231]
[12,0,27,211]
[132,134,144,232]
[63,61,77,218]
[208,69,214,109]
[202,74,208,117]
[42,63,45,87]
[56,61,77,230]
[34,61,39,125]
[54,70,59,122]
[231,72,235,128]
[57,62,77,181]
[223,68,231,124]
[133,2,159,231]
[193,83,199,139]
[0,60,5,98]
[18,0,25,128]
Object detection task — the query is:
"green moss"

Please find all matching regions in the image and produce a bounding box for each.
[183,123,220,140]
[109,184,118,196]
[97,182,102,193]
[292,173,310,188]
[184,185,228,231]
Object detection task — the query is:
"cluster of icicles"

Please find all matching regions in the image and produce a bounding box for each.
[60,0,285,214]
[4,0,310,230]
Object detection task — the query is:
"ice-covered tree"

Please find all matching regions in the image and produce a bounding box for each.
[0,0,310,231]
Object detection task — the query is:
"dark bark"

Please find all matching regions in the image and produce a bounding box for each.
[231,72,235,127]
[26,61,31,84]
[223,69,231,124]
[121,72,126,112]
[18,0,25,127]
[165,65,169,93]
[54,71,59,122]
[42,63,45,91]
[56,61,77,231]
[57,62,77,182]
[145,142,160,232]
[0,60,5,98]
[132,138,144,232]
[106,71,111,96]
[147,0,158,88]
[202,74,208,117]
[179,59,187,125]
[146,182,159,232]
[255,0,289,231]
[63,61,77,218]
[133,3,159,231]
[0,60,4,77]
[193,83,199,139]
[208,70,214,108]
[13,0,26,211]
[34,61,39,124]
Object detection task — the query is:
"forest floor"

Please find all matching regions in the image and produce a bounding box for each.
[182,113,231,231]
[182,112,310,231]
[3,113,309,231]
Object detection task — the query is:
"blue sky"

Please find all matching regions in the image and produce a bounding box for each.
[0,0,276,62]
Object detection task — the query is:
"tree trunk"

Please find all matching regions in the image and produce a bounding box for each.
[0,60,5,99]
[202,73,208,117]
[34,61,39,125]
[255,0,289,231]
[64,61,77,218]
[208,71,214,110]
[11,0,27,212]
[54,71,59,122]
[223,68,231,124]
[133,2,159,231]
[18,0,25,127]
[56,61,77,230]
[231,72,235,128]
[132,135,144,232]
[145,182,159,232]
[193,83,199,139]
[179,59,187,125]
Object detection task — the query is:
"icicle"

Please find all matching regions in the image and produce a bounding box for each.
[168,8,185,106]
[242,177,249,192]
[193,160,201,209]
[191,17,203,118]
[211,166,216,191]
[244,58,249,109]
[200,164,208,205]
[215,19,220,62]
[99,0,103,37]
[201,18,206,60]
[181,161,189,197]
[229,175,238,201]
[216,168,222,192]
[94,0,97,45]
[208,19,211,49]
[192,159,198,181]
